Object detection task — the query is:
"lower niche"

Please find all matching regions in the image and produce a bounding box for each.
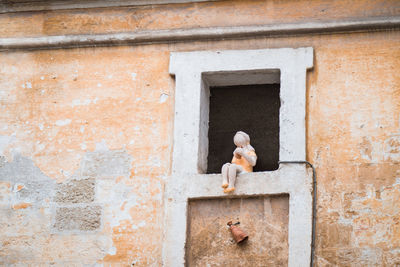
[186,195,289,267]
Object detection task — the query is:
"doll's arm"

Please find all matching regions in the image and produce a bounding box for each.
[236,149,257,166]
[242,150,257,166]
[233,148,242,159]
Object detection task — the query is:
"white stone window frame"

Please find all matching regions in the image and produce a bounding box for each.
[164,48,314,267]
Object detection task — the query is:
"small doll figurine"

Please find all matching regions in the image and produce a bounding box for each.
[221,131,257,193]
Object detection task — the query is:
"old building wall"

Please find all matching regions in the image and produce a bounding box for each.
[0,0,399,266]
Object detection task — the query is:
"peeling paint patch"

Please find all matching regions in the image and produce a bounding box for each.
[159,93,169,103]
[0,155,56,202]
[131,73,137,80]
[384,135,400,161]
[80,143,87,150]
[22,82,32,89]
[37,143,45,151]
[72,99,92,107]
[108,246,117,255]
[55,119,72,126]
[13,183,24,192]
[0,135,15,156]
[359,136,373,161]
[0,180,11,204]
[95,139,109,151]
[12,202,32,210]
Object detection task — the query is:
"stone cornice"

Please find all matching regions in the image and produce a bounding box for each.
[0,17,399,51]
[0,0,216,13]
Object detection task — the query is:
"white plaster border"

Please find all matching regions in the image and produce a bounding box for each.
[163,48,314,266]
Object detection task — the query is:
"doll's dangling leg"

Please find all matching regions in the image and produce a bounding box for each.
[224,164,241,193]
[221,163,230,188]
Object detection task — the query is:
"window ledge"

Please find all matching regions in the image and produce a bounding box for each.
[167,164,312,200]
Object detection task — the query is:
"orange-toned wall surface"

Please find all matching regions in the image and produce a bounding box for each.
[0,0,399,266]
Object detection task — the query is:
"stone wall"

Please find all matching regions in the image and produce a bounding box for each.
[0,0,399,266]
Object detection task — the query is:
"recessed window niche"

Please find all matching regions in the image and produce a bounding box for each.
[207,83,280,173]
[166,48,314,267]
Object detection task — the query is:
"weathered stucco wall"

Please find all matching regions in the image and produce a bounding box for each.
[0,0,399,266]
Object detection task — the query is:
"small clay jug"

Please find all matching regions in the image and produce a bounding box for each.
[227,221,248,244]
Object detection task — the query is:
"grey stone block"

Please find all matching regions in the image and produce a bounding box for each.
[80,150,132,178]
[54,205,101,231]
[54,178,95,203]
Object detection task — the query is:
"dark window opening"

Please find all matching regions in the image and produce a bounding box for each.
[207,84,280,173]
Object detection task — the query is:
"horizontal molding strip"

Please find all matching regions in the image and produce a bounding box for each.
[0,0,216,14]
[1,17,399,51]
